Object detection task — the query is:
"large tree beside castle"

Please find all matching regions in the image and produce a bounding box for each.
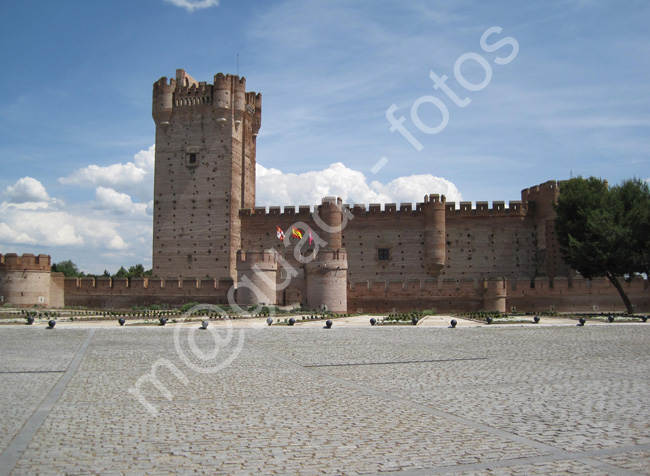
[554,177,650,314]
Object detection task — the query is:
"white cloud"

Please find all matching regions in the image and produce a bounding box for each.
[95,187,149,216]
[255,162,462,207]
[59,145,154,200]
[60,162,146,188]
[372,175,463,205]
[1,146,156,272]
[163,0,219,12]
[0,208,126,250]
[134,145,155,171]
[4,177,50,203]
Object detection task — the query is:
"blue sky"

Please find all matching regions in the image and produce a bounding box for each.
[1,0,648,274]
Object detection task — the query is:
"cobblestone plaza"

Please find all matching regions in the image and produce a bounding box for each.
[0,323,649,475]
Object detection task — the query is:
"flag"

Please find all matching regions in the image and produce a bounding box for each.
[276,225,285,242]
[292,227,303,239]
[308,227,313,245]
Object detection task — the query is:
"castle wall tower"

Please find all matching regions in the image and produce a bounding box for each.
[482,278,507,313]
[0,253,63,308]
[305,197,348,312]
[235,250,278,306]
[152,69,261,280]
[521,180,569,279]
[423,194,446,276]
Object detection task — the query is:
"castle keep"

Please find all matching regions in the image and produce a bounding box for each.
[1,70,648,313]
[152,70,260,280]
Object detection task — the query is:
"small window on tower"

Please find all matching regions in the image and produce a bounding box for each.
[185,148,199,167]
[378,248,390,261]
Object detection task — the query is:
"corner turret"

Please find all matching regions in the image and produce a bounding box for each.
[0,253,63,307]
[152,77,175,125]
[521,180,569,279]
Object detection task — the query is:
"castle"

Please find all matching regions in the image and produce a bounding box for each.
[1,70,648,313]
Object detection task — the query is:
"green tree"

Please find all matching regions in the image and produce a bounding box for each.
[113,266,128,278]
[127,264,146,278]
[611,178,650,277]
[51,260,83,277]
[554,177,649,314]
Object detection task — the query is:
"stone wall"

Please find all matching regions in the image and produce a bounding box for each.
[63,276,233,309]
[444,210,536,280]
[347,276,650,314]
[241,198,543,284]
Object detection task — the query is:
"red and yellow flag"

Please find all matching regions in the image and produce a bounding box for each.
[292,227,303,239]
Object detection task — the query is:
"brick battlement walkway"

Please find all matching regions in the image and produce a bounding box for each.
[0,324,648,475]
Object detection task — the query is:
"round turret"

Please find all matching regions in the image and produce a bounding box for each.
[305,249,348,313]
[303,197,349,312]
[213,73,232,113]
[152,77,175,125]
[320,197,343,250]
[233,76,246,125]
[0,253,53,307]
[235,250,278,306]
[483,278,507,312]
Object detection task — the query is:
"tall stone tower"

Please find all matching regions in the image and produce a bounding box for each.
[152,70,261,280]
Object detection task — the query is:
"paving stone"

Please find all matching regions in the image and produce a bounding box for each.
[0,325,648,475]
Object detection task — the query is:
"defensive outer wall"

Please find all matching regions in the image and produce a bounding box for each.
[45,272,648,314]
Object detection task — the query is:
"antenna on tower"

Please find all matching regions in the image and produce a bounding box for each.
[237,53,239,76]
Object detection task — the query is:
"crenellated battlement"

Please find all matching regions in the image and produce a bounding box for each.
[445,200,526,217]
[245,91,262,106]
[521,180,560,200]
[521,180,562,221]
[241,197,531,219]
[175,81,211,95]
[153,76,176,88]
[0,253,51,272]
[153,70,261,114]
[423,193,446,204]
[237,250,275,263]
[173,79,213,107]
[241,205,316,217]
[64,276,234,293]
[347,202,423,214]
[445,200,526,216]
[236,250,279,265]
